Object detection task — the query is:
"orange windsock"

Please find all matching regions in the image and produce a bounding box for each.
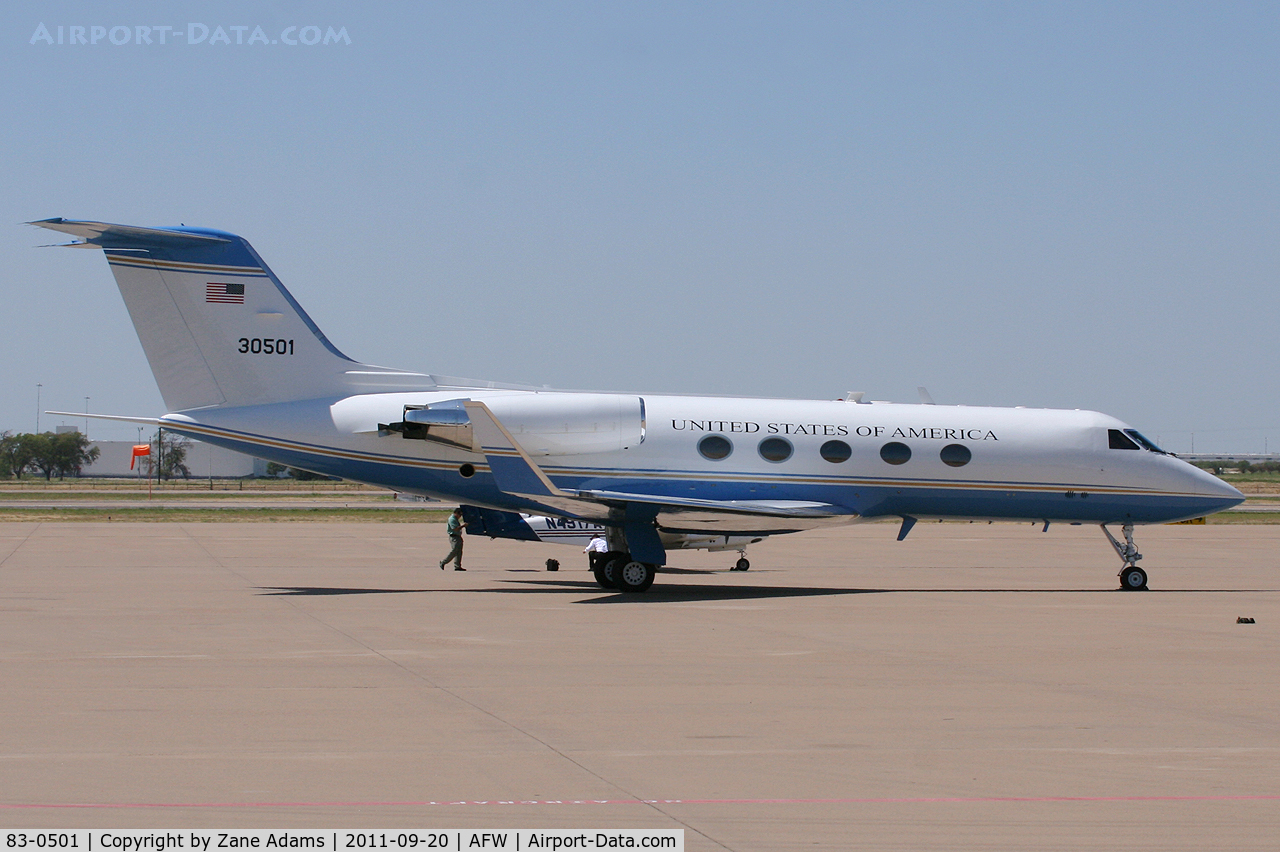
[129,444,151,470]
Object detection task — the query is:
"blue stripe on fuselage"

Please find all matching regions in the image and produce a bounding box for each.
[160,421,1232,526]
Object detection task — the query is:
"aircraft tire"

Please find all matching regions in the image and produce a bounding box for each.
[735,557,750,571]
[1120,566,1149,591]
[593,553,623,590]
[616,559,656,593]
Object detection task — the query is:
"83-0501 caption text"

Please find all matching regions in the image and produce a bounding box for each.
[4,832,681,852]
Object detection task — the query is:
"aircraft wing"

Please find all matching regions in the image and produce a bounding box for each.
[463,400,858,536]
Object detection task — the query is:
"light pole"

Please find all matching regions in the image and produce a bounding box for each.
[84,396,90,439]
[36,383,42,433]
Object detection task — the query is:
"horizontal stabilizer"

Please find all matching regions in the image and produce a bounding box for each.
[30,218,231,248]
[44,410,162,427]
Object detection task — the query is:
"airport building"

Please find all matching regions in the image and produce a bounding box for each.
[81,439,262,478]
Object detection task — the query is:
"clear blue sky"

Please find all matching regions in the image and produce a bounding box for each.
[3,1,1277,452]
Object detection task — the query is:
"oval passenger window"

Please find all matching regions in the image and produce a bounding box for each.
[698,434,733,461]
[758,437,793,463]
[880,442,911,465]
[820,440,852,463]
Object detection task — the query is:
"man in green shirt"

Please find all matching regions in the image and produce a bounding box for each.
[439,507,467,571]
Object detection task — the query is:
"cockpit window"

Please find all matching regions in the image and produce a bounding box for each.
[1124,429,1167,454]
[1109,428,1166,453]
[1108,429,1140,450]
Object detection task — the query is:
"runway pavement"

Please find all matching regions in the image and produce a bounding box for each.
[1,521,1277,850]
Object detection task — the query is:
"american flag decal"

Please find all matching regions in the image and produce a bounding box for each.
[206,282,245,304]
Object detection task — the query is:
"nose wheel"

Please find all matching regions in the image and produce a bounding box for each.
[1102,524,1148,591]
[1120,566,1149,591]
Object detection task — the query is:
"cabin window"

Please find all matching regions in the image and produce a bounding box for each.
[758,436,793,463]
[1108,429,1140,450]
[820,439,852,463]
[880,441,911,465]
[698,434,733,461]
[939,444,971,467]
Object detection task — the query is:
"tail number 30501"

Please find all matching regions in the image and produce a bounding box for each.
[238,338,295,355]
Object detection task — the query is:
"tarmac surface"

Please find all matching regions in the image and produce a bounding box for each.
[1,520,1277,850]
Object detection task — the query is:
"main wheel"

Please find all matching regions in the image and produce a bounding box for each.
[1120,566,1148,591]
[734,557,750,571]
[593,553,622,590]
[616,559,656,593]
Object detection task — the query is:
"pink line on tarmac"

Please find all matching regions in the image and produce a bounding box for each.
[3,795,1280,810]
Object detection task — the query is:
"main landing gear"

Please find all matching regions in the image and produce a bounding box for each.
[731,550,750,571]
[591,554,618,590]
[593,552,657,593]
[1101,523,1148,591]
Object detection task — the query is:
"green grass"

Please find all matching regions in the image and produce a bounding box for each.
[0,507,456,523]
[1194,467,1280,482]
[1219,472,1280,484]
[0,477,380,491]
[1,475,1275,524]
[1208,511,1280,524]
[0,491,398,502]
[0,505,1273,525]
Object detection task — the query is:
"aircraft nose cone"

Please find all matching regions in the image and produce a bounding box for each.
[1188,464,1245,513]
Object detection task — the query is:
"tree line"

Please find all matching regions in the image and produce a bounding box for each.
[0,431,99,479]
[0,431,191,480]
[1193,459,1280,475]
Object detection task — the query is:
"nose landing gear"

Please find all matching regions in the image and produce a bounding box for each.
[1119,565,1149,591]
[1101,523,1148,591]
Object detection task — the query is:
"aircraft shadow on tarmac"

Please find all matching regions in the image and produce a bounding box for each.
[257,579,1275,602]
[257,582,871,602]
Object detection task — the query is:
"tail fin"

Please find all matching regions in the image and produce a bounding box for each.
[32,219,433,411]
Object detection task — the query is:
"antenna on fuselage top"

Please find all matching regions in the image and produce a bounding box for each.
[918,387,936,405]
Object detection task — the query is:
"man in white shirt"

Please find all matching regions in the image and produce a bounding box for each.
[584,533,609,570]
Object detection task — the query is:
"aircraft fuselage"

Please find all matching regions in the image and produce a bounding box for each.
[159,390,1239,528]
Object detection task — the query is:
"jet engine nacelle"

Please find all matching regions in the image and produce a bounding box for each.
[388,392,645,456]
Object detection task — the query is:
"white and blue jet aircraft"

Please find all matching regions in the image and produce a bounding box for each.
[32,218,1243,593]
